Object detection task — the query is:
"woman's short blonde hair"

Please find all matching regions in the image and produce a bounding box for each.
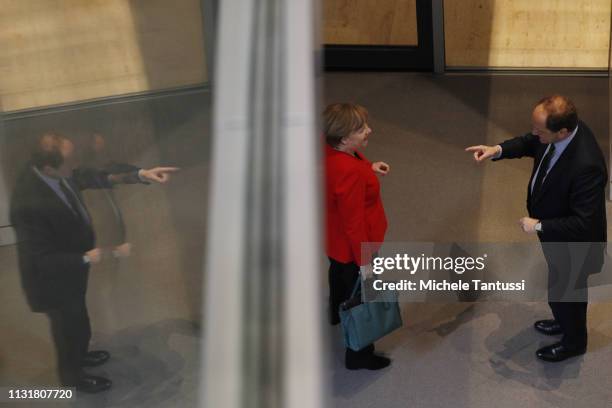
[323,103,368,148]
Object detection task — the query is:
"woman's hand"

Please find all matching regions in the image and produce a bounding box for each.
[372,161,390,176]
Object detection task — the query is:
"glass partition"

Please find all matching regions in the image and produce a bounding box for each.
[0,1,212,405]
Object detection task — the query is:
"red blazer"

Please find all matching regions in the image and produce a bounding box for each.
[325,144,387,266]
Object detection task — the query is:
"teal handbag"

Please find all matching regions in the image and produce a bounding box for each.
[339,278,403,351]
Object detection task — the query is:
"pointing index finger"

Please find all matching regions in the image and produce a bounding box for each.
[156,167,180,173]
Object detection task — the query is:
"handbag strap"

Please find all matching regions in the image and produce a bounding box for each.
[349,276,361,300]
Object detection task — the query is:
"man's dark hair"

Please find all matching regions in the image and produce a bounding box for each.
[536,95,578,132]
[31,132,65,170]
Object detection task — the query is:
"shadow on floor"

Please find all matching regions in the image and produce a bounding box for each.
[73,318,200,408]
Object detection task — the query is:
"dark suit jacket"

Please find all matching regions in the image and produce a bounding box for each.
[497,120,607,280]
[10,166,117,312]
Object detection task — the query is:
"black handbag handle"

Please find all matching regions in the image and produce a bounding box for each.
[349,277,361,299]
[340,277,363,311]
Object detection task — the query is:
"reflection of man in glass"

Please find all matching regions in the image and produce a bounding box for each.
[10,132,178,393]
[466,95,607,362]
[82,132,141,245]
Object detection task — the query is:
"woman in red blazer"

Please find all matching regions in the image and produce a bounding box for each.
[324,103,391,370]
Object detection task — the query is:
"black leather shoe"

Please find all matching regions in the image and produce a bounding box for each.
[76,375,112,393]
[534,319,563,336]
[346,354,391,370]
[536,342,586,362]
[81,350,110,367]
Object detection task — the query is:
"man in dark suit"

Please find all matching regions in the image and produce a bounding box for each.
[466,95,607,362]
[10,132,178,392]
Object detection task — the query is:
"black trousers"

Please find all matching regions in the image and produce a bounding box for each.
[545,251,589,350]
[328,258,360,326]
[328,258,375,359]
[549,301,588,349]
[46,296,91,385]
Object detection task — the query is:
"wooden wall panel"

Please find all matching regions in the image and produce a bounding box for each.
[444,0,611,69]
[0,0,206,112]
[324,0,418,46]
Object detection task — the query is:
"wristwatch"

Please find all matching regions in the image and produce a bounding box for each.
[535,222,543,232]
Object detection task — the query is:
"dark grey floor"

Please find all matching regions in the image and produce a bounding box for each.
[323,72,612,408]
[326,302,612,408]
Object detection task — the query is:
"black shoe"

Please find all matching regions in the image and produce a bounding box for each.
[81,350,110,367]
[346,353,391,370]
[76,375,112,393]
[536,342,586,362]
[534,320,563,336]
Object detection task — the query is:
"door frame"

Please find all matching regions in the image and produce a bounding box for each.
[323,0,434,71]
